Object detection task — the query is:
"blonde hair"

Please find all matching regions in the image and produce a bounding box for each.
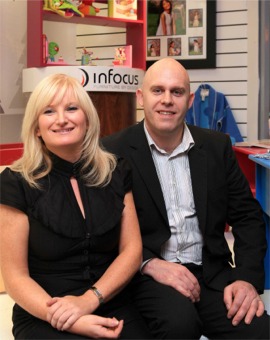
[11,73,116,188]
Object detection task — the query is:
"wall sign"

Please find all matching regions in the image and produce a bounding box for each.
[146,0,216,69]
[22,66,145,93]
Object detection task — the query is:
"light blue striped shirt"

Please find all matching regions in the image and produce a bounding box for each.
[144,123,203,264]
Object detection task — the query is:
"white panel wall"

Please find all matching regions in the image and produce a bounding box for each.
[188,0,251,140]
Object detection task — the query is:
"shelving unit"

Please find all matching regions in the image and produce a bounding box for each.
[27,0,146,70]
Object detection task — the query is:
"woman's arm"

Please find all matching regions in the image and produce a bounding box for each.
[0,204,125,339]
[0,205,51,321]
[47,191,143,331]
[161,12,166,35]
[92,191,142,299]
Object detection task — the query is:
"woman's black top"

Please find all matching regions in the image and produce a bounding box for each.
[0,155,132,328]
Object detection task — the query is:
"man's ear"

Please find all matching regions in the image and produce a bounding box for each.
[136,88,144,107]
[188,92,195,109]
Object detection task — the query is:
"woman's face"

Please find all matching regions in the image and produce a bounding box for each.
[36,89,88,162]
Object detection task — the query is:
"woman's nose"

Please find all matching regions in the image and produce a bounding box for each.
[56,111,68,124]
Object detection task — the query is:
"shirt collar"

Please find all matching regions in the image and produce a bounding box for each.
[143,122,195,155]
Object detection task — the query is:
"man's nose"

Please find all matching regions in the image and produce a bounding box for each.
[161,91,173,104]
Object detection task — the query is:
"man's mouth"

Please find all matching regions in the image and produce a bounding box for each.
[159,111,175,115]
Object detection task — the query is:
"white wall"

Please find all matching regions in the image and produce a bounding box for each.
[0,0,28,143]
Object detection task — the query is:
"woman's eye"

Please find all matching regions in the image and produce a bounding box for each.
[43,108,53,114]
[67,106,78,112]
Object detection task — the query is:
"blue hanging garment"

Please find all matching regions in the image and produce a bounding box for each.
[186,84,244,144]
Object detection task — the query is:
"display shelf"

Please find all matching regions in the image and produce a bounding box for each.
[248,155,270,289]
[43,11,144,27]
[27,0,146,69]
[233,146,268,195]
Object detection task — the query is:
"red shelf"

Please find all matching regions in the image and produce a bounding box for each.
[43,11,144,27]
[27,0,146,70]
[233,146,268,196]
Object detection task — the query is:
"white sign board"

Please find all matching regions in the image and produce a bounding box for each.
[23,66,145,93]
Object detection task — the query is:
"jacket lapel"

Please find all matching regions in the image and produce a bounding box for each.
[188,126,207,234]
[128,122,169,224]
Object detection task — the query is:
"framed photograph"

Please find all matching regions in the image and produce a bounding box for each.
[146,0,216,69]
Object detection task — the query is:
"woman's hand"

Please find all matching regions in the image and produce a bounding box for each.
[73,315,123,339]
[46,294,98,331]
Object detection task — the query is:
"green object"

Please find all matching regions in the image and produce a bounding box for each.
[48,42,59,61]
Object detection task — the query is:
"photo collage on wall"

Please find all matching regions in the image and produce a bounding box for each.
[146,0,207,61]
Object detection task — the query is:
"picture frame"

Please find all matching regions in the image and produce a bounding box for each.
[146,0,216,69]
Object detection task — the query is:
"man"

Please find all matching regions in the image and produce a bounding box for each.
[102,58,269,339]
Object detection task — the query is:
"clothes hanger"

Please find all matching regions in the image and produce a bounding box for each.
[200,82,209,101]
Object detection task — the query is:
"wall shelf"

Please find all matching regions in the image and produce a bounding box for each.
[27,0,146,69]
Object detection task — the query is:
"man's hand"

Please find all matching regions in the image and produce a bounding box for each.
[224,280,265,326]
[142,258,200,302]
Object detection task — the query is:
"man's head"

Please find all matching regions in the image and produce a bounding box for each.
[136,58,194,152]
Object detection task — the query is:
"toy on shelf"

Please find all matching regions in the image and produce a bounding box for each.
[44,40,68,65]
[48,41,59,62]
[113,47,126,65]
[113,45,132,67]
[43,0,84,18]
[81,47,98,65]
[78,0,100,16]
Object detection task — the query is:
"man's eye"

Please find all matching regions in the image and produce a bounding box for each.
[173,89,185,96]
[153,88,162,94]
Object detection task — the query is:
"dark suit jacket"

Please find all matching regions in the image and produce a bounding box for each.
[102,121,267,292]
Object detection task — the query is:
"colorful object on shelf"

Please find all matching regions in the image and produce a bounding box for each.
[58,56,65,63]
[81,47,95,65]
[43,0,84,18]
[108,0,137,20]
[112,45,132,67]
[113,47,126,66]
[48,42,59,62]
[78,0,100,16]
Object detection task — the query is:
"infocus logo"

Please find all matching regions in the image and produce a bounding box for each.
[93,69,139,86]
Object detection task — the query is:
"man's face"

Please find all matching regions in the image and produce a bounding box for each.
[137,59,194,142]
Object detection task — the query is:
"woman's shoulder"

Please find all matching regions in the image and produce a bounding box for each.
[0,167,41,213]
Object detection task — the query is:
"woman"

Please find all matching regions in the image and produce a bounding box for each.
[156,0,173,36]
[0,74,151,339]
